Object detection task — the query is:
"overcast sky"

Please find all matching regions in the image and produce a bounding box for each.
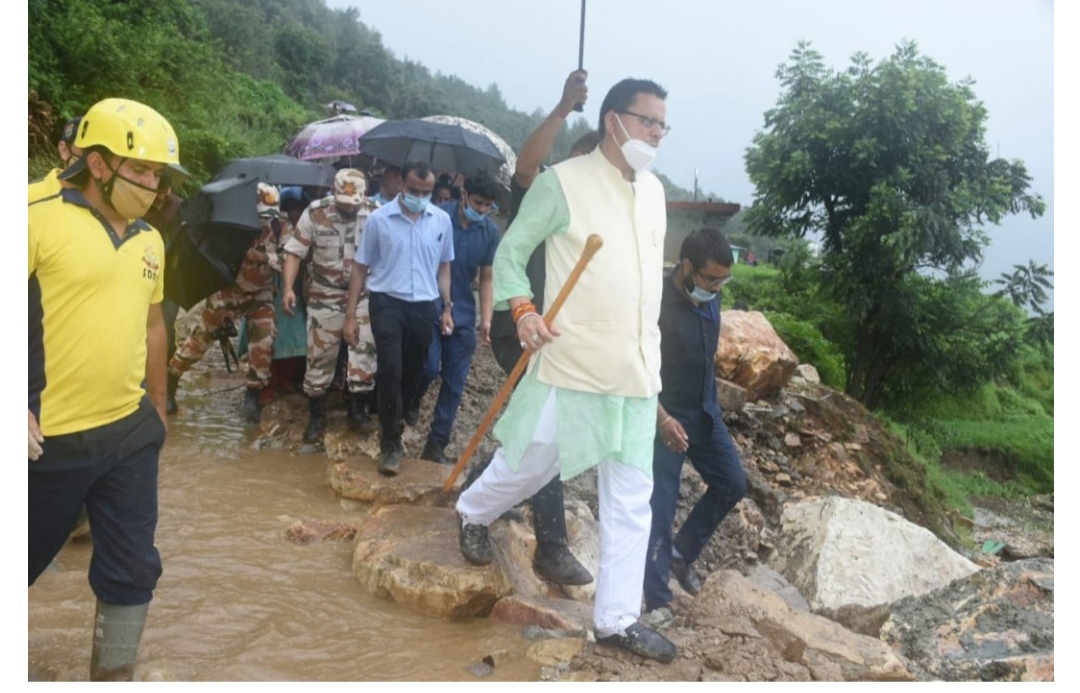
[329,0,1054,309]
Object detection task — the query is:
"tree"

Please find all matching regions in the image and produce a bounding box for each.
[744,41,1045,407]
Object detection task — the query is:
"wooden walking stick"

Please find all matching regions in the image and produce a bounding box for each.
[442,233,603,492]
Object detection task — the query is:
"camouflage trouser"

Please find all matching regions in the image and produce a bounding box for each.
[303,292,376,396]
[169,285,276,389]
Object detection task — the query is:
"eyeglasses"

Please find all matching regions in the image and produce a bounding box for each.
[695,270,732,290]
[618,110,671,136]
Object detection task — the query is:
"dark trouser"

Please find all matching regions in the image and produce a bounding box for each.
[643,413,747,611]
[413,322,478,447]
[28,397,166,605]
[490,322,571,547]
[369,292,437,448]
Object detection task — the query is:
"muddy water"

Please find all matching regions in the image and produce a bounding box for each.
[27,373,541,682]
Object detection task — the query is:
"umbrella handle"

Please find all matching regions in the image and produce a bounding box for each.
[573,0,586,112]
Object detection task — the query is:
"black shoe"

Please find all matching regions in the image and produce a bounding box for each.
[459,521,493,566]
[378,443,401,476]
[404,406,419,427]
[302,395,327,443]
[533,542,593,585]
[670,555,702,596]
[166,372,181,415]
[346,392,378,434]
[596,622,678,663]
[420,439,451,465]
[242,388,262,424]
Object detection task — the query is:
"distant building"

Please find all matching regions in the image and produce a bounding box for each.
[664,201,741,262]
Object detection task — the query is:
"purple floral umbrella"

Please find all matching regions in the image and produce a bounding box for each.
[285,114,385,161]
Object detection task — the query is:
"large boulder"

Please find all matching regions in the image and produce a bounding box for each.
[880,558,1054,681]
[688,570,915,681]
[351,505,511,618]
[328,455,458,507]
[768,497,979,620]
[715,311,799,401]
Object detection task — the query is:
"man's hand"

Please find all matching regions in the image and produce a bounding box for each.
[344,315,359,346]
[479,320,492,345]
[557,70,588,117]
[282,288,297,316]
[440,311,455,337]
[516,313,559,354]
[659,415,689,454]
[28,410,44,461]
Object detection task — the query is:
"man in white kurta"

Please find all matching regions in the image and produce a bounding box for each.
[456,78,678,663]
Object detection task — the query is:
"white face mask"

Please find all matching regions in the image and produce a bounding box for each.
[614,114,658,173]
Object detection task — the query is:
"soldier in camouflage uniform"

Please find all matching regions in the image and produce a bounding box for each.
[167,182,288,423]
[282,168,377,443]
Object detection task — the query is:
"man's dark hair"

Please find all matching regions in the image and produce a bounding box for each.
[569,130,601,156]
[680,227,734,269]
[401,160,435,183]
[463,170,500,201]
[598,78,668,138]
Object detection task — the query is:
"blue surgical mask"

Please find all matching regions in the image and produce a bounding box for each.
[689,286,717,303]
[464,204,485,222]
[401,193,430,214]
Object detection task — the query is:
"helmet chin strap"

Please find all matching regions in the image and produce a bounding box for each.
[93,156,126,213]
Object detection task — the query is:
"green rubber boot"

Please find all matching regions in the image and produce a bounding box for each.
[90,600,149,682]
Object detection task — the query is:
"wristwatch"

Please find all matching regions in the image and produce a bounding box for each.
[442,300,453,312]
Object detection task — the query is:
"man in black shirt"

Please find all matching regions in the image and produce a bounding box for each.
[644,228,747,617]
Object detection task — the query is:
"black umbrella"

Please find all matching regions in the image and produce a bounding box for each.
[357,119,506,175]
[164,176,265,310]
[212,153,336,188]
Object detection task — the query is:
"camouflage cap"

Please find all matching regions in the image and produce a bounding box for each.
[334,168,366,206]
[60,116,83,146]
[256,182,281,219]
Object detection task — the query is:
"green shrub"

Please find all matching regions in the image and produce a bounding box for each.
[764,312,847,388]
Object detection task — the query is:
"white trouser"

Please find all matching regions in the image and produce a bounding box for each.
[456,390,653,636]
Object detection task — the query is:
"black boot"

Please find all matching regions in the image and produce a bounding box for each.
[378,438,402,476]
[533,541,593,585]
[302,394,327,443]
[242,388,262,424]
[346,392,378,434]
[166,371,180,415]
[420,438,451,465]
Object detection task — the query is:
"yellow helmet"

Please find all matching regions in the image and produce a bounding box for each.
[74,98,180,165]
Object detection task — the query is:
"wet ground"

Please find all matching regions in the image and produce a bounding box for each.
[27,368,541,682]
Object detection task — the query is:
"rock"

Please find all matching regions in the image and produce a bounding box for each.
[488,519,547,598]
[560,500,600,604]
[880,558,1054,681]
[352,506,512,618]
[768,497,979,616]
[784,433,801,448]
[794,364,821,384]
[715,311,799,401]
[328,456,458,508]
[526,638,586,666]
[716,378,748,412]
[491,594,594,631]
[285,518,358,544]
[691,570,915,681]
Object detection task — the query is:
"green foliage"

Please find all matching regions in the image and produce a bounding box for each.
[765,313,846,388]
[744,41,1046,408]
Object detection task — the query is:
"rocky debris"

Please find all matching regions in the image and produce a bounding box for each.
[793,363,821,384]
[568,569,915,682]
[880,558,1054,681]
[715,311,799,401]
[526,637,586,666]
[285,518,358,544]
[716,377,747,412]
[351,505,512,619]
[327,455,459,508]
[768,497,979,616]
[970,494,1054,562]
